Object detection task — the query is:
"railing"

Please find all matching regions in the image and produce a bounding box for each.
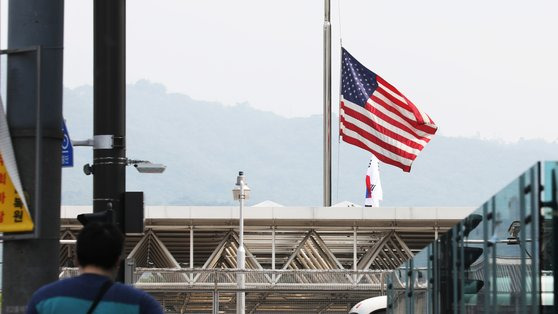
[60,267,391,292]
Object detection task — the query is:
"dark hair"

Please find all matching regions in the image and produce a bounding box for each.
[77,222,124,270]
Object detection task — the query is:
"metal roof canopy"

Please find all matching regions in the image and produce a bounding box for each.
[60,206,472,268]
[61,205,473,224]
[60,206,472,312]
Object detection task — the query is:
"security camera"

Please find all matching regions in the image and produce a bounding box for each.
[134,162,166,173]
[83,163,94,175]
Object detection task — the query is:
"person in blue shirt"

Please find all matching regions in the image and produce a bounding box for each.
[26,222,163,314]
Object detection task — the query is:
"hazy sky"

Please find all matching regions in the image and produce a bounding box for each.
[3,0,558,141]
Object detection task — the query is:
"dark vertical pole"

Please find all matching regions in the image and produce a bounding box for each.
[2,1,64,313]
[93,1,126,224]
[94,0,126,281]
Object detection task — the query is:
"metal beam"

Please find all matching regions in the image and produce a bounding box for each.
[357,231,394,270]
[200,230,235,269]
[317,302,334,313]
[281,230,314,270]
[393,232,414,257]
[59,230,77,267]
[271,226,276,271]
[353,227,358,271]
[310,230,345,270]
[127,229,180,268]
[388,237,408,263]
[230,232,265,270]
[248,292,272,314]
[379,250,397,269]
[306,240,330,269]
[212,290,219,314]
[190,226,194,268]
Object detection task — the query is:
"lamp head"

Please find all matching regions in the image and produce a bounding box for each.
[134,162,166,173]
[127,159,166,174]
[233,171,251,200]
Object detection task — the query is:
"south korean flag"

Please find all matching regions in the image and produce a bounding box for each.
[365,154,383,207]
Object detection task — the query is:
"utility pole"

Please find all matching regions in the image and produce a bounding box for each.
[2,1,64,313]
[93,0,126,281]
[93,1,126,226]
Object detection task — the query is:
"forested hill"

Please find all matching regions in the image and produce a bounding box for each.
[61,81,558,207]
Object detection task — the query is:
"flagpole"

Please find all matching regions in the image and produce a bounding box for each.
[323,0,332,207]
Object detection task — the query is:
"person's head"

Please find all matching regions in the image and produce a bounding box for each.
[76,222,124,271]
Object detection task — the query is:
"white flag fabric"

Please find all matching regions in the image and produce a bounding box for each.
[0,96,30,213]
[365,154,383,207]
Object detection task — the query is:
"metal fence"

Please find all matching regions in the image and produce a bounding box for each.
[60,267,392,313]
[134,268,388,292]
[61,267,390,292]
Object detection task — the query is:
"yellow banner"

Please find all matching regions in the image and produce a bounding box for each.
[0,154,34,232]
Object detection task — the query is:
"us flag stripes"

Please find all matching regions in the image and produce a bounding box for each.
[339,48,437,172]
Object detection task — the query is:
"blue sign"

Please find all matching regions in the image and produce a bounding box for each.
[61,121,73,167]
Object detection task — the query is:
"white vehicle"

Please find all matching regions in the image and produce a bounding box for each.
[349,295,387,314]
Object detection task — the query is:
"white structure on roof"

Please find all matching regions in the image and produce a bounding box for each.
[333,200,361,207]
[251,200,284,207]
[61,205,473,221]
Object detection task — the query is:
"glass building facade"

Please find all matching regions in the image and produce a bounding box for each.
[387,161,558,313]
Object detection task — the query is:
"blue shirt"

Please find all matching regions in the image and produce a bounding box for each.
[26,273,163,314]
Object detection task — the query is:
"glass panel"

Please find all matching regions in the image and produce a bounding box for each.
[542,161,558,312]
[386,269,396,312]
[412,248,429,312]
[461,206,488,311]
[389,262,408,313]
[466,164,539,313]
[525,166,540,313]
[492,170,524,311]
[387,162,548,314]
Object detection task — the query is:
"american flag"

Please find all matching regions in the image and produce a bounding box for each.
[339,48,437,172]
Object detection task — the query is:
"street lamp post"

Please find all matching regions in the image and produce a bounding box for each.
[233,171,250,314]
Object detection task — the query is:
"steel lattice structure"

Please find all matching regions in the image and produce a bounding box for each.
[59,205,472,313]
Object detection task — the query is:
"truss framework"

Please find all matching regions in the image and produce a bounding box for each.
[58,209,458,313]
[128,229,181,268]
[61,227,416,273]
[59,230,76,267]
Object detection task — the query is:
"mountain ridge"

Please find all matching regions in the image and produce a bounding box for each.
[61,81,558,207]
